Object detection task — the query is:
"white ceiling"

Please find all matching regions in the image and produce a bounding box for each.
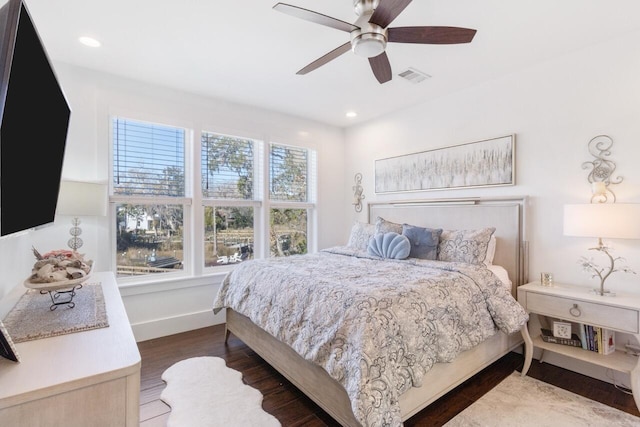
[24,0,640,128]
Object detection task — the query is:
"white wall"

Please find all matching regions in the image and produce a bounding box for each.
[344,30,640,383]
[0,63,347,341]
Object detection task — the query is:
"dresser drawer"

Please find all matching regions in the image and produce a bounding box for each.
[526,292,639,333]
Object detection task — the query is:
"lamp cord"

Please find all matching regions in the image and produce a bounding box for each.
[606,369,633,395]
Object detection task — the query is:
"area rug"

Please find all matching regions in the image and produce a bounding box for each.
[444,372,640,426]
[2,282,108,342]
[161,356,281,427]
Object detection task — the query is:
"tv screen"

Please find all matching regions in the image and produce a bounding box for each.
[0,0,70,236]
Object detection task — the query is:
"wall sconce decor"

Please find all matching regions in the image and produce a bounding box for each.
[352,173,365,212]
[56,180,108,250]
[582,135,623,203]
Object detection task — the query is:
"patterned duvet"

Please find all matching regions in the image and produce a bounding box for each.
[212,246,529,427]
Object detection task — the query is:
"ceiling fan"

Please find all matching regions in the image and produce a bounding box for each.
[273,0,477,84]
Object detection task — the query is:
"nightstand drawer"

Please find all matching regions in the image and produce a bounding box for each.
[526,292,639,333]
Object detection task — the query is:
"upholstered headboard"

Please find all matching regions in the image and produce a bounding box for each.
[368,197,528,294]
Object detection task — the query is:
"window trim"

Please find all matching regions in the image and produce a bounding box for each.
[109,114,317,285]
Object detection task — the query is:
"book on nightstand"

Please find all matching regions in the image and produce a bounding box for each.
[586,325,595,351]
[580,325,615,354]
[600,328,616,355]
[578,323,588,350]
[540,328,582,347]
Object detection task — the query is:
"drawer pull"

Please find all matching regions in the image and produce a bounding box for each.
[569,304,581,317]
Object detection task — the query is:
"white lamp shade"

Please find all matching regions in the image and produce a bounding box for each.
[56,180,108,217]
[564,203,640,239]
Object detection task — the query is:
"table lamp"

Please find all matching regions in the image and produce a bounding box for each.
[56,180,108,250]
[563,203,640,296]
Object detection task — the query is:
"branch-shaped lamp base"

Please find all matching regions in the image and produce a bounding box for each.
[589,238,616,297]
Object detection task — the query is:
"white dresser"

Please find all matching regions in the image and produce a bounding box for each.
[0,272,141,426]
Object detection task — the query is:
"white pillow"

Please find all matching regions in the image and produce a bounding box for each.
[347,221,375,250]
[437,227,496,265]
[484,235,497,265]
[375,216,403,234]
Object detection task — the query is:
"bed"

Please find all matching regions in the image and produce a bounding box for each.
[213,197,529,426]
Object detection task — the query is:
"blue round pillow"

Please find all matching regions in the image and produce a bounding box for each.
[367,232,411,259]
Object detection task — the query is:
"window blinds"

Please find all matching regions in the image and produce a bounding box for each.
[269,143,308,202]
[113,117,185,197]
[201,132,255,200]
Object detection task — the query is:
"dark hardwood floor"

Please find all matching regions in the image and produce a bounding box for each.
[138,324,640,426]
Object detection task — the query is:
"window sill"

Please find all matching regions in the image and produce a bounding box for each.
[117,270,228,297]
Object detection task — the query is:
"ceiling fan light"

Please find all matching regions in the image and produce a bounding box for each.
[351,33,386,58]
[353,0,379,17]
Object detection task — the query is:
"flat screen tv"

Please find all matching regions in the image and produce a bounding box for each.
[0,0,70,236]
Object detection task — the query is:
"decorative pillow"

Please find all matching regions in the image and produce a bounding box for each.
[437,227,496,264]
[367,232,411,259]
[402,224,442,260]
[375,216,402,235]
[483,235,497,265]
[347,221,376,250]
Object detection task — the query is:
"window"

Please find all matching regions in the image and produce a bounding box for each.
[268,143,315,257]
[270,208,307,256]
[270,143,308,202]
[113,119,185,197]
[111,117,316,281]
[204,206,255,266]
[201,133,254,200]
[112,118,188,278]
[201,132,260,268]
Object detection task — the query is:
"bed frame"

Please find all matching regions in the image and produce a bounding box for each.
[225,197,528,426]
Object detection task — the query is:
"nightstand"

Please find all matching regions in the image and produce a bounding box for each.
[518,281,640,411]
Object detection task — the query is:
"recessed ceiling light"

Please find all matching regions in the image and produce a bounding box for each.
[79,36,101,47]
[346,111,357,118]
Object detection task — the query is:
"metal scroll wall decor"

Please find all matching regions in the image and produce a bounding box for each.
[582,135,623,203]
[352,173,365,212]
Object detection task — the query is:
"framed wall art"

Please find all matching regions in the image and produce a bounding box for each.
[375,134,515,194]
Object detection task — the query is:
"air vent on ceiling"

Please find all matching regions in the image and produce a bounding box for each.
[398,67,431,84]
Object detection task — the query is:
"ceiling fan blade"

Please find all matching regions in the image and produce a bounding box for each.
[369,0,412,28]
[297,42,352,75]
[388,26,477,44]
[368,52,392,84]
[273,3,359,33]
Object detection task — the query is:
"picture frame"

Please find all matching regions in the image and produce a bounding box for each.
[375,134,515,194]
[553,321,572,339]
[0,320,20,362]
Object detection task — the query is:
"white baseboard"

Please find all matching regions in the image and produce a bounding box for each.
[131,309,226,342]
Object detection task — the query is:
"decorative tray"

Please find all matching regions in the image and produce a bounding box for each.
[24,262,93,292]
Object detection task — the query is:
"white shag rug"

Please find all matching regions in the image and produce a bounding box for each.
[444,372,640,426]
[161,356,281,427]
